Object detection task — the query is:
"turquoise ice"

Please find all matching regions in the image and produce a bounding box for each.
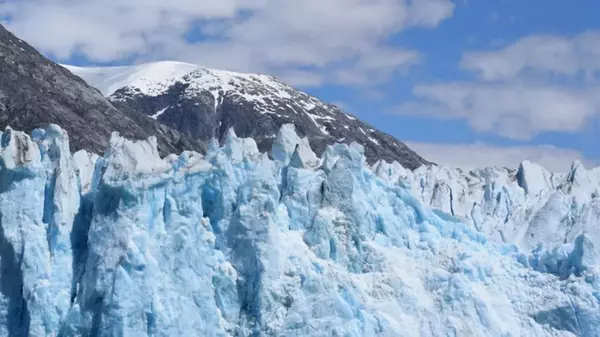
[0,124,599,336]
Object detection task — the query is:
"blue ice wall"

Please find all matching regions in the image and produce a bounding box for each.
[0,124,598,336]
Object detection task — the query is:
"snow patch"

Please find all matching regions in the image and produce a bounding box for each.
[151,107,169,119]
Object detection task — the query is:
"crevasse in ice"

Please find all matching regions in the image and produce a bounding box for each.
[0,124,599,336]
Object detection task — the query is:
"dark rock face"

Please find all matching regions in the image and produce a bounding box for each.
[108,69,430,169]
[0,24,204,156]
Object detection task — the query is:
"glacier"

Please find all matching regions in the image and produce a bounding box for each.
[390,159,600,251]
[0,124,599,336]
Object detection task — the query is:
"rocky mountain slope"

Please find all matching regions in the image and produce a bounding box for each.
[1,123,599,336]
[0,24,204,156]
[64,61,429,169]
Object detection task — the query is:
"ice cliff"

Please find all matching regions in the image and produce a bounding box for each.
[0,124,600,336]
[383,159,600,251]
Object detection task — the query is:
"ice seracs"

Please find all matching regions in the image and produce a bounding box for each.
[73,150,100,194]
[516,160,555,196]
[0,123,600,336]
[0,126,40,169]
[0,125,81,336]
[390,157,600,253]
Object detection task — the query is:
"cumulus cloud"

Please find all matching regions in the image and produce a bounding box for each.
[398,83,600,139]
[0,0,454,86]
[396,30,600,140]
[460,32,600,81]
[407,141,596,172]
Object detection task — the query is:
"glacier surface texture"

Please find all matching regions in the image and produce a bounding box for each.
[0,124,599,336]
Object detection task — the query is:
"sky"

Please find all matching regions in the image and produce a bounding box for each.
[1,0,600,172]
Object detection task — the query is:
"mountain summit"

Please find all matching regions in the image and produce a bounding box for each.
[0,24,204,156]
[64,61,430,169]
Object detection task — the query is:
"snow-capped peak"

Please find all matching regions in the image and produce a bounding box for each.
[63,61,294,102]
[63,61,200,96]
[64,61,326,115]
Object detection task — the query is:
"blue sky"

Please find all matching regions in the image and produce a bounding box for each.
[2,0,600,171]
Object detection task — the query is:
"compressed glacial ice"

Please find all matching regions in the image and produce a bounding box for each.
[385,157,600,252]
[0,124,599,336]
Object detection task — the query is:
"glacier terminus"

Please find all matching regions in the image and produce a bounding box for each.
[0,123,599,336]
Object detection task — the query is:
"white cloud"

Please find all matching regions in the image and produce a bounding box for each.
[330,48,421,86]
[2,0,253,61]
[0,0,454,86]
[396,30,600,140]
[460,32,600,81]
[399,83,600,139]
[276,70,326,88]
[407,141,596,172]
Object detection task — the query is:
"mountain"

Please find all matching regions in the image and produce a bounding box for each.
[0,24,204,156]
[64,61,429,169]
[1,123,599,336]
